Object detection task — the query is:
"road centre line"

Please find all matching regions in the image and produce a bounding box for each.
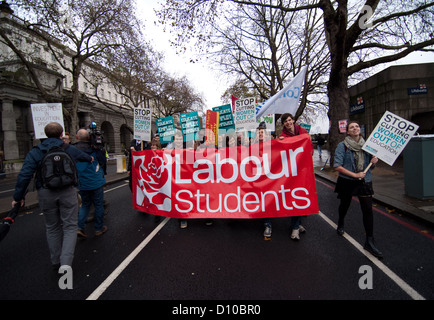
[318,211,425,300]
[86,216,171,300]
[104,183,128,193]
[94,180,425,299]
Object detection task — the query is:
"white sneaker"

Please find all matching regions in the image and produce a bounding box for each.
[264,225,272,238]
[291,228,300,240]
[299,225,306,233]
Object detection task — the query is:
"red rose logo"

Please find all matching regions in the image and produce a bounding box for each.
[134,152,172,211]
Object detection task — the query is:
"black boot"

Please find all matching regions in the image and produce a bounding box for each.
[364,237,383,259]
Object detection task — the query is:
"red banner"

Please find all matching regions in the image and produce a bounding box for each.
[132,134,318,219]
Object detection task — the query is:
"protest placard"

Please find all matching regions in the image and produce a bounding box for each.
[339,119,348,133]
[156,116,176,144]
[234,97,257,132]
[31,103,64,139]
[179,111,201,142]
[205,110,219,146]
[133,107,152,141]
[212,104,235,135]
[256,113,275,132]
[362,111,419,166]
[300,123,311,133]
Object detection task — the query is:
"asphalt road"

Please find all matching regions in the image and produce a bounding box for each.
[1,176,433,307]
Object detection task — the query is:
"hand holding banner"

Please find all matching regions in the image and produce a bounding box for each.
[132,134,318,219]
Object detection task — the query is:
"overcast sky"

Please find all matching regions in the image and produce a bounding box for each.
[137,1,434,133]
[138,0,229,109]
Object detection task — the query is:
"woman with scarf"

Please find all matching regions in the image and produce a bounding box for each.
[333,121,383,259]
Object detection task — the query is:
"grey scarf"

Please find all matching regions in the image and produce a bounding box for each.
[344,136,365,172]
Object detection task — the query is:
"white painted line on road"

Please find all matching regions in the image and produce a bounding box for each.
[86,216,171,300]
[104,183,128,193]
[0,188,15,194]
[318,211,426,300]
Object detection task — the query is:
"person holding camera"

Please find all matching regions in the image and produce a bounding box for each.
[75,128,107,238]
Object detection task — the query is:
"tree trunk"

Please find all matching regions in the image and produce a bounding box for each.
[321,0,349,167]
[70,60,82,132]
[327,66,349,167]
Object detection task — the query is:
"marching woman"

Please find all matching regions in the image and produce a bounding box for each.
[276,113,309,241]
[333,121,383,259]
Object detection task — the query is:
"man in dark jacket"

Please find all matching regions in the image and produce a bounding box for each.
[12,122,93,271]
[75,128,107,238]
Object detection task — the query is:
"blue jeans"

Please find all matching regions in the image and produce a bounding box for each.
[264,216,301,230]
[78,186,105,232]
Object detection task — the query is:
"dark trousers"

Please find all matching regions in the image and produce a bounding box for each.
[338,195,374,237]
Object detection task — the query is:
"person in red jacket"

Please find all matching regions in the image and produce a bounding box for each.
[278,113,309,240]
[279,113,309,138]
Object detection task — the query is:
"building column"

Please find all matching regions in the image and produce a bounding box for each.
[1,99,19,160]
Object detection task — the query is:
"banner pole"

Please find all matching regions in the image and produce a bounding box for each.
[363,162,372,174]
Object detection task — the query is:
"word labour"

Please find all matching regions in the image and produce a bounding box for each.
[132,134,319,219]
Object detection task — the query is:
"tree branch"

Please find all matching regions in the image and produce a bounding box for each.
[348,38,434,75]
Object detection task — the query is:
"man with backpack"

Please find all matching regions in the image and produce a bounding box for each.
[12,122,93,272]
[74,128,107,238]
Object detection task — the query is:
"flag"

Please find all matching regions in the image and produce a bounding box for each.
[231,95,238,114]
[256,66,307,118]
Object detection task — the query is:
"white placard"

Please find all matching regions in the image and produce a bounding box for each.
[362,111,419,166]
[134,107,152,141]
[31,103,65,139]
[234,97,257,132]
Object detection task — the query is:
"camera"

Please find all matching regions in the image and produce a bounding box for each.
[88,122,105,151]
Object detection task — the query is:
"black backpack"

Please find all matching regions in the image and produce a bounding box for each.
[39,144,78,189]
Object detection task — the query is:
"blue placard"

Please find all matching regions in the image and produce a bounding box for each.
[179,111,201,141]
[212,104,235,135]
[156,116,176,144]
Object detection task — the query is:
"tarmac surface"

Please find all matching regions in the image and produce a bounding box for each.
[1,150,434,226]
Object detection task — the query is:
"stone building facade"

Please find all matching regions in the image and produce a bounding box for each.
[0,3,149,171]
[348,63,434,137]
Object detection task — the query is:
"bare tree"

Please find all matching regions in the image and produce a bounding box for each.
[157,0,434,163]
[159,0,330,121]
[81,40,166,133]
[6,0,144,131]
[154,74,205,118]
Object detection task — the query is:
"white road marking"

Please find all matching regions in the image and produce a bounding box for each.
[318,211,426,300]
[89,183,427,301]
[104,183,128,193]
[86,216,171,300]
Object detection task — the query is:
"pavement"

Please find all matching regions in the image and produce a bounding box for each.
[313,149,434,226]
[1,151,434,226]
